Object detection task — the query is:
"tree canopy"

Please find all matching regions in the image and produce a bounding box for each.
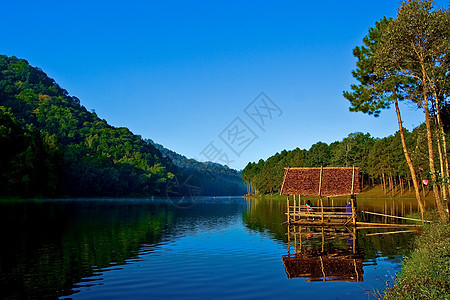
[242,129,436,195]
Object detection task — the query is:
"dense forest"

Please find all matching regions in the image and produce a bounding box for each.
[0,55,244,197]
[242,125,449,195]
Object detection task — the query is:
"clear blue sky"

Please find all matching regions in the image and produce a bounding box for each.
[2,0,447,170]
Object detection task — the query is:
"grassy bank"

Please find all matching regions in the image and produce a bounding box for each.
[384,212,450,299]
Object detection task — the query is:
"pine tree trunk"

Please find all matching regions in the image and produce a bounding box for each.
[382,172,387,194]
[431,84,450,204]
[421,72,446,220]
[434,117,449,205]
[400,176,403,195]
[422,178,426,197]
[394,95,425,214]
[389,174,394,197]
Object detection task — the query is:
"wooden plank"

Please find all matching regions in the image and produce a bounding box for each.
[362,211,432,223]
[365,230,418,236]
[356,222,421,228]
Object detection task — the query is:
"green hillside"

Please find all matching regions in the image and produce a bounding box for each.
[0,55,189,197]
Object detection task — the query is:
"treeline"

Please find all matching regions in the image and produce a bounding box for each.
[242,125,449,195]
[147,139,246,196]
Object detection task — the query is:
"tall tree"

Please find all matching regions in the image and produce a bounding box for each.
[343,17,425,215]
[375,0,449,220]
[305,141,332,167]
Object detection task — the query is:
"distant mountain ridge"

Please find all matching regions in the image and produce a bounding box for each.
[147,139,246,196]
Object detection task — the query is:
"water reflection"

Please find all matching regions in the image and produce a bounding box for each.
[244,197,428,253]
[0,197,249,299]
[0,199,175,298]
[0,196,424,299]
[283,226,364,282]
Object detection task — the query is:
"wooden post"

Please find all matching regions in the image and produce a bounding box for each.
[319,167,324,223]
[293,194,296,222]
[321,226,325,253]
[352,226,357,254]
[321,196,324,223]
[298,226,302,254]
[318,166,323,196]
[351,166,356,226]
[286,195,290,223]
[298,194,301,222]
[351,195,356,227]
[287,225,291,254]
[351,166,355,195]
[294,225,297,253]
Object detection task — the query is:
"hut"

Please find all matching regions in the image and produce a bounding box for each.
[280,167,361,226]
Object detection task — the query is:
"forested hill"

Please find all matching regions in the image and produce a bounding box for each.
[0,54,244,197]
[0,55,180,197]
[147,139,246,196]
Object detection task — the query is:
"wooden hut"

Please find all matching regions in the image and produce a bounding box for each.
[280,167,361,226]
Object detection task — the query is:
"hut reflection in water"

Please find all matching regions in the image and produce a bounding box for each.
[282,225,363,282]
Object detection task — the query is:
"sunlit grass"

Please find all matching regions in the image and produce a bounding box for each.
[384,211,450,299]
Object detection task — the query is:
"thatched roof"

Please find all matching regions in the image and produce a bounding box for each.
[280,167,360,196]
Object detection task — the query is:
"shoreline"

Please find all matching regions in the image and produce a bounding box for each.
[383,211,450,299]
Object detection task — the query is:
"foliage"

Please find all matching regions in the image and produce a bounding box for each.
[384,215,450,299]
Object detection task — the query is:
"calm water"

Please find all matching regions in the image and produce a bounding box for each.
[0,196,424,299]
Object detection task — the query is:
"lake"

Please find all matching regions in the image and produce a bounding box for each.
[0,196,428,299]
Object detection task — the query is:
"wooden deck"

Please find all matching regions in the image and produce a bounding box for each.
[284,202,422,228]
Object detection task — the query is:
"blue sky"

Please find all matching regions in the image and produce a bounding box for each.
[2,0,447,170]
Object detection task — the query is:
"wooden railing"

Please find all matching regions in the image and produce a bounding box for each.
[286,197,357,226]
